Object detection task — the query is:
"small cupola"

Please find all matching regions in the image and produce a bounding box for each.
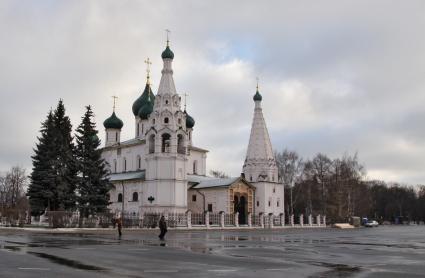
[103,112,123,129]
[185,111,195,129]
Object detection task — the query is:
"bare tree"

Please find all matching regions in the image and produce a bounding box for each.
[1,166,27,210]
[210,170,229,179]
[275,149,304,216]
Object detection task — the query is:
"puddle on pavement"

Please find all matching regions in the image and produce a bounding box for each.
[309,262,361,278]
[27,251,107,271]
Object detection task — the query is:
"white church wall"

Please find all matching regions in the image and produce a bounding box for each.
[188,188,229,214]
[188,150,207,175]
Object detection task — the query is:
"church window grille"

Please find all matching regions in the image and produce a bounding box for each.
[193,160,198,174]
[161,133,171,153]
[149,135,155,153]
[118,193,123,203]
[132,192,138,202]
[192,195,197,202]
[164,117,169,124]
[137,156,141,169]
[177,134,185,154]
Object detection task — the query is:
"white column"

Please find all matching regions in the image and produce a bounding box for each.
[234,212,239,228]
[308,214,313,226]
[187,211,192,228]
[317,215,321,226]
[280,213,285,227]
[269,213,274,228]
[248,213,252,227]
[323,215,326,226]
[220,212,225,228]
[300,214,304,227]
[260,213,264,228]
[290,214,294,226]
[205,211,210,229]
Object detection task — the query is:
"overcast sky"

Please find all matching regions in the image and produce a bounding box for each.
[1,0,424,185]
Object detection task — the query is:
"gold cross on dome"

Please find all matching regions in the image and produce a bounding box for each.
[183,93,189,111]
[165,29,171,46]
[112,95,118,112]
[144,58,152,84]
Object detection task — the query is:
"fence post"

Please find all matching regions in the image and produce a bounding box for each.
[220,211,225,228]
[280,213,285,227]
[317,214,321,226]
[259,212,264,228]
[187,211,192,229]
[205,211,210,229]
[323,215,326,226]
[235,212,239,228]
[290,214,294,226]
[269,213,274,228]
[248,212,252,227]
[309,214,312,226]
[300,214,304,227]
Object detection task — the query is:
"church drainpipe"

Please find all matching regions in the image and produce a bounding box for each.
[195,189,206,212]
[121,181,125,217]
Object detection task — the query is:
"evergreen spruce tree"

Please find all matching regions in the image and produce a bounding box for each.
[75,106,112,218]
[51,99,78,211]
[28,111,56,216]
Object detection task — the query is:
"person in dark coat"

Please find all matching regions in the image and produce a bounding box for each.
[116,216,122,238]
[158,216,167,240]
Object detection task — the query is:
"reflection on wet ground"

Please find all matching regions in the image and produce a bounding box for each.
[1,226,425,277]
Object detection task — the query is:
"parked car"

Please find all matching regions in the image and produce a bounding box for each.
[365,220,379,227]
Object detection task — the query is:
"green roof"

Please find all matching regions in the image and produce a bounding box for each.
[253,90,262,101]
[132,83,155,116]
[185,111,195,128]
[103,112,124,129]
[138,95,154,120]
[161,45,174,59]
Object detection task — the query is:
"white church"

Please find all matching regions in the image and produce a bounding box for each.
[101,40,284,224]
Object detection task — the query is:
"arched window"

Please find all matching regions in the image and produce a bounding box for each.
[162,133,171,153]
[177,134,185,154]
[117,193,123,203]
[137,123,139,137]
[113,159,117,173]
[137,155,141,169]
[193,160,198,174]
[277,198,280,207]
[115,132,118,141]
[149,134,155,154]
[152,119,155,124]
[164,117,169,124]
[123,158,127,172]
[141,123,144,135]
[178,118,181,125]
[106,132,109,141]
[165,100,169,105]
[132,192,138,202]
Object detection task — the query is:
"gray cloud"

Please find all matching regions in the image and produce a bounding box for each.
[0,0,424,185]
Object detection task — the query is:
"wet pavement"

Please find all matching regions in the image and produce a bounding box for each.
[0,226,424,277]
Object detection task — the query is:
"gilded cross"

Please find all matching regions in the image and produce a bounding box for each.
[112,95,118,112]
[165,29,171,46]
[144,57,152,84]
[183,93,189,111]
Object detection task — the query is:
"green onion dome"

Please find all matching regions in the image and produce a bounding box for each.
[103,112,123,129]
[253,89,262,101]
[132,83,155,116]
[161,45,174,59]
[185,111,195,129]
[138,96,154,120]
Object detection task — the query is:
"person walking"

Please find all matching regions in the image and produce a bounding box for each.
[116,216,122,238]
[158,216,167,240]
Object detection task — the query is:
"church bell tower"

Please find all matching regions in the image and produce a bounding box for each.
[143,36,189,213]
